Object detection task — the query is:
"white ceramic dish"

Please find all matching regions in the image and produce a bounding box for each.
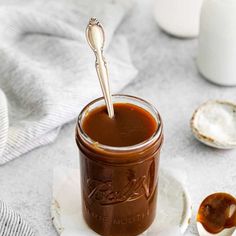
[197,222,236,236]
[51,167,192,236]
[191,100,236,149]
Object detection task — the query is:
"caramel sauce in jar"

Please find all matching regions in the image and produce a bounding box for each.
[197,193,236,234]
[76,95,163,236]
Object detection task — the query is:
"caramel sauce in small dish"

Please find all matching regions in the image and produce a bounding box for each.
[197,193,236,236]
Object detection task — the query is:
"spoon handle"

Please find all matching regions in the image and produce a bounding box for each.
[95,47,114,118]
[86,18,114,118]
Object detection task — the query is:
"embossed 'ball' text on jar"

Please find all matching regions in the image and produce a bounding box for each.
[75,95,163,236]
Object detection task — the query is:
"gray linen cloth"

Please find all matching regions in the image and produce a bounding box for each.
[0,0,137,165]
[0,201,34,236]
[0,0,137,234]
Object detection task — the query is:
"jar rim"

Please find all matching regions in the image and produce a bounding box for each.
[76,94,163,153]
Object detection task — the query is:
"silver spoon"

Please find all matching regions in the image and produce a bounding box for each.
[86,17,114,118]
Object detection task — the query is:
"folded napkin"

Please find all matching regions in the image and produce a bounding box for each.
[0,0,137,165]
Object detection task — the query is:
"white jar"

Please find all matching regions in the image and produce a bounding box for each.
[197,0,236,86]
[153,0,203,38]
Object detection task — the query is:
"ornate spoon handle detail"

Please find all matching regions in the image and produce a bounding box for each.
[86,18,114,118]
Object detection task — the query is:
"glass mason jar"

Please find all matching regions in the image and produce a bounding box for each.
[75,95,163,236]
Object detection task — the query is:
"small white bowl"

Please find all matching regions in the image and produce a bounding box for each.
[191,100,236,149]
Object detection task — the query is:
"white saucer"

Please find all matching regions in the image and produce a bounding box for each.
[51,167,192,236]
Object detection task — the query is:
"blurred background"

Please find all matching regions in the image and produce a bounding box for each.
[0,0,236,235]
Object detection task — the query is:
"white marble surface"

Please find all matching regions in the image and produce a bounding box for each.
[1,0,236,235]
